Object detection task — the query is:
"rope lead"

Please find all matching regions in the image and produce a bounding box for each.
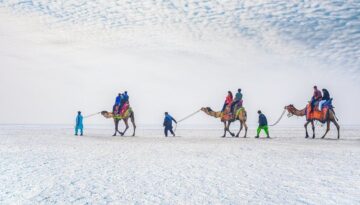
[84,112,101,119]
[269,108,287,127]
[174,109,202,132]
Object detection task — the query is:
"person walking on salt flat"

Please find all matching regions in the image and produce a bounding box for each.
[75,111,84,136]
[163,112,177,137]
[255,110,270,138]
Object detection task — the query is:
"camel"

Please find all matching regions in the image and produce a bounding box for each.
[285,104,340,139]
[101,109,136,136]
[201,106,248,138]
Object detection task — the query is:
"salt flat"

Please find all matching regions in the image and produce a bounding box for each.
[0,125,359,204]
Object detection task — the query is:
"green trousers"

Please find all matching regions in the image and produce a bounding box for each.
[257,125,269,136]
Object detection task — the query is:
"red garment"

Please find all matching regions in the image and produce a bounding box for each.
[120,103,129,115]
[313,89,322,100]
[225,95,233,105]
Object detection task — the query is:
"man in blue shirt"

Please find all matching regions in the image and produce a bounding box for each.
[163,112,177,137]
[255,110,270,138]
[75,111,84,136]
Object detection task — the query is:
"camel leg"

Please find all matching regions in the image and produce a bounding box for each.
[321,120,331,139]
[243,121,248,138]
[304,121,310,138]
[227,121,235,137]
[131,113,136,137]
[311,121,315,138]
[236,121,242,137]
[222,121,227,138]
[332,119,340,139]
[121,119,129,136]
[113,119,119,136]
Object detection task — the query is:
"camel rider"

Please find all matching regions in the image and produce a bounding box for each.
[311,86,322,112]
[163,112,177,137]
[113,93,123,114]
[119,91,130,116]
[222,91,233,112]
[318,88,330,110]
[115,93,122,106]
[75,111,84,136]
[255,110,270,138]
[230,88,243,114]
[122,91,129,103]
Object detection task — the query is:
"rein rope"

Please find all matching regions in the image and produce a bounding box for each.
[84,112,101,119]
[174,109,201,132]
[269,108,287,127]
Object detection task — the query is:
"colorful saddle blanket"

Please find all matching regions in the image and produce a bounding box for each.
[306,99,333,123]
[114,107,132,119]
[221,107,245,121]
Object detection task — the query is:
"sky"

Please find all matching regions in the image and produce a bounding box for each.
[0,0,359,126]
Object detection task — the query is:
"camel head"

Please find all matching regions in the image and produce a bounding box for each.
[284,104,306,117]
[101,111,113,119]
[284,104,295,112]
[201,107,211,112]
[201,107,223,118]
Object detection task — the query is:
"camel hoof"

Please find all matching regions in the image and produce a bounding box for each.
[305,136,309,138]
[221,136,225,138]
[120,132,124,136]
[244,136,246,138]
[312,136,315,139]
[235,135,239,138]
[321,136,325,139]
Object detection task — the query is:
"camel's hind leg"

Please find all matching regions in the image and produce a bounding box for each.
[243,121,248,138]
[333,119,340,139]
[131,112,136,136]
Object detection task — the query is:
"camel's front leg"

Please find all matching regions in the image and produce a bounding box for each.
[321,120,331,139]
[120,119,129,136]
[227,121,235,137]
[311,121,315,138]
[304,121,310,138]
[113,119,119,136]
[222,121,227,137]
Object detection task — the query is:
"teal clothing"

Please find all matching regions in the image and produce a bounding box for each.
[75,114,83,135]
[234,92,243,101]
